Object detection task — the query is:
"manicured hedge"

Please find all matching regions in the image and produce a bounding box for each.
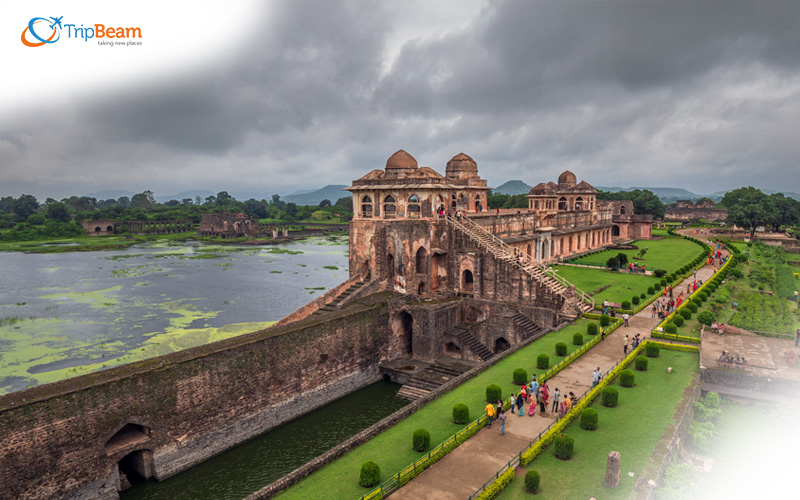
[680,309,692,320]
[554,433,575,460]
[697,310,716,326]
[513,368,528,386]
[537,353,550,369]
[602,387,619,407]
[524,470,541,493]
[673,315,684,327]
[587,323,598,335]
[572,333,584,346]
[632,296,640,305]
[665,323,677,334]
[621,300,631,309]
[580,408,598,431]
[360,461,381,488]
[600,314,611,326]
[634,355,648,371]
[645,343,660,358]
[412,429,431,452]
[486,384,502,403]
[620,369,636,387]
[452,404,470,425]
[555,342,568,356]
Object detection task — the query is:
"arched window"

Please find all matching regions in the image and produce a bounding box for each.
[361,195,373,218]
[383,195,396,219]
[558,197,568,211]
[407,194,420,218]
[474,195,482,212]
[620,205,626,215]
[435,195,445,215]
[575,196,584,211]
[415,246,428,274]
[451,194,457,211]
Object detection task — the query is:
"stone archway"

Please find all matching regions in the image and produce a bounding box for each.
[117,449,155,490]
[494,337,510,353]
[612,225,620,237]
[415,247,428,274]
[418,282,425,295]
[387,253,395,278]
[461,269,474,293]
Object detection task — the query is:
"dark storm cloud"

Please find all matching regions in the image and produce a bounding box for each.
[2,0,800,199]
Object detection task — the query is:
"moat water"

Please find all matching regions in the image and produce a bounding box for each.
[0,235,349,394]
[120,379,405,500]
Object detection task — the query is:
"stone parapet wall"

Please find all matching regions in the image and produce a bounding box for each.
[0,303,394,500]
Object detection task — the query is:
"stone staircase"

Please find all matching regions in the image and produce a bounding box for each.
[396,364,470,401]
[454,326,494,361]
[443,215,593,317]
[510,311,544,339]
[309,280,365,317]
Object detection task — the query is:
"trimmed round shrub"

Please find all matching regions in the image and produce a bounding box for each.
[647,286,655,294]
[572,333,584,346]
[632,296,640,305]
[607,257,620,270]
[412,428,431,452]
[635,355,648,371]
[555,342,568,356]
[587,322,598,335]
[691,298,702,308]
[554,433,575,460]
[616,252,628,266]
[654,269,667,278]
[580,408,598,430]
[659,278,667,287]
[600,314,611,327]
[687,302,698,313]
[680,309,692,320]
[452,404,470,424]
[524,470,541,493]
[620,369,636,387]
[640,292,647,299]
[486,384,502,403]
[667,273,675,282]
[697,310,716,326]
[513,368,528,386]
[537,353,550,369]
[621,300,631,310]
[602,387,619,407]
[665,323,677,334]
[359,461,381,488]
[645,343,660,358]
[673,315,685,327]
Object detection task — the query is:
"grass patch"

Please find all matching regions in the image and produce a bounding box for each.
[554,266,659,305]
[274,319,594,500]
[566,238,701,273]
[497,350,698,500]
[323,265,339,270]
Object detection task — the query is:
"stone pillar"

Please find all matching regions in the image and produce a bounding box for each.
[282,228,289,237]
[272,229,278,238]
[605,451,621,488]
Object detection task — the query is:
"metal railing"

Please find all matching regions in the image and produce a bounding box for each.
[443,215,594,311]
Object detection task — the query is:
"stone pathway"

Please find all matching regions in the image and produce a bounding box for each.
[390,232,726,500]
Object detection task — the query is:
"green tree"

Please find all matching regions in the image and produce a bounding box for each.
[12,194,40,221]
[597,189,665,218]
[769,193,800,231]
[216,191,233,205]
[131,190,156,210]
[46,202,71,222]
[319,199,332,209]
[721,187,779,239]
[334,196,353,212]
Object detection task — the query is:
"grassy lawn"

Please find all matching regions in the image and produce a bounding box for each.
[275,319,599,500]
[651,229,670,237]
[554,266,660,305]
[497,349,698,500]
[566,238,702,273]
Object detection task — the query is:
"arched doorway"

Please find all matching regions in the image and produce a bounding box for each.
[117,449,155,489]
[445,342,461,355]
[612,225,620,237]
[461,269,474,293]
[394,311,413,355]
[494,337,510,353]
[95,226,101,232]
[415,247,428,274]
[387,254,395,278]
[418,282,425,295]
[383,195,396,219]
[558,197,568,211]
[620,205,626,215]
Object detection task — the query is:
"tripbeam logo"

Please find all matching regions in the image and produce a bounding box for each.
[21,16,62,47]
[21,16,143,47]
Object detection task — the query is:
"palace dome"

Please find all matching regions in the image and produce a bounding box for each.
[385,150,418,170]
[445,152,478,180]
[557,170,577,186]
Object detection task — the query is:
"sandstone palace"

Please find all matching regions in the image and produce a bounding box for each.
[346,150,652,316]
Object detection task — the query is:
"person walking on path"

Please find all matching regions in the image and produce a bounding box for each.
[623,312,629,327]
[498,410,507,435]
[552,387,561,412]
[794,290,798,301]
[538,389,547,413]
[485,401,495,428]
[509,394,516,415]
[694,268,697,280]
[796,329,800,347]
[600,325,606,340]
[624,335,629,355]
[592,367,600,387]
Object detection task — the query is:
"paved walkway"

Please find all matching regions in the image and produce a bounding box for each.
[391,231,726,500]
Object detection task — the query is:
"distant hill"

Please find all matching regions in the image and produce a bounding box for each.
[283,185,349,206]
[83,190,136,200]
[154,190,214,203]
[492,180,533,195]
[709,189,800,202]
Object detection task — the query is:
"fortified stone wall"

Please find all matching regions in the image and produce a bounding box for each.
[0,303,395,500]
[700,367,800,397]
[82,220,117,235]
[664,207,728,222]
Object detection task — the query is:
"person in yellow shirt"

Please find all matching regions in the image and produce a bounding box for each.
[485,402,496,428]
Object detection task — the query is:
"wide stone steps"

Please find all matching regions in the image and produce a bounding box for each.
[456,327,494,362]
[310,280,365,316]
[511,313,543,338]
[396,363,472,401]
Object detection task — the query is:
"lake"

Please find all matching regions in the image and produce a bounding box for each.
[0,235,349,394]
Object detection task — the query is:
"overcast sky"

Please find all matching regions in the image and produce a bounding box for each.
[3,0,800,200]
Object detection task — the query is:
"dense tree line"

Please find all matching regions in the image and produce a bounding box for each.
[596,189,665,219]
[0,191,353,241]
[719,187,800,239]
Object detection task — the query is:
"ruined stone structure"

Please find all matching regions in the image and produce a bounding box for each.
[82,220,117,235]
[122,220,193,235]
[347,152,652,315]
[197,211,263,238]
[598,200,655,240]
[665,199,728,222]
